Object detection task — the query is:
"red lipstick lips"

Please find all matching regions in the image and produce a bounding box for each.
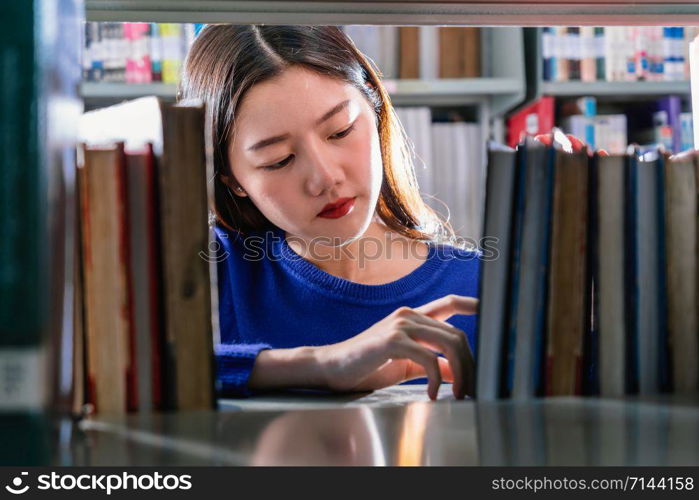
[317,197,356,219]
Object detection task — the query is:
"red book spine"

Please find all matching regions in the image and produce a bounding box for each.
[145,144,163,409]
[116,143,139,411]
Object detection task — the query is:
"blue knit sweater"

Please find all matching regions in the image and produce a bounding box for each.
[213,225,482,397]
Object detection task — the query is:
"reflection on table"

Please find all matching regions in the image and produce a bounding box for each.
[50,385,699,466]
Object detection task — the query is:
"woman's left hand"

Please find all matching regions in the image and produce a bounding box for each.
[534,133,609,157]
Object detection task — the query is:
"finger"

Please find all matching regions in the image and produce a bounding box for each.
[566,134,586,152]
[405,323,466,398]
[598,149,610,157]
[533,134,553,146]
[405,356,454,383]
[403,312,472,395]
[414,294,478,321]
[393,341,442,400]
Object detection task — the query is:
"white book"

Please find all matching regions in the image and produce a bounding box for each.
[419,26,439,80]
[454,122,470,238]
[416,108,434,199]
[379,26,399,79]
[431,123,451,226]
[689,34,699,148]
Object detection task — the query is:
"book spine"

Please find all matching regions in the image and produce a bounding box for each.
[542,28,554,82]
[624,154,640,394]
[504,144,529,397]
[594,27,605,81]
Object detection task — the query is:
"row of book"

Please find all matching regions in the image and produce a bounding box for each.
[561,96,694,155]
[395,108,485,241]
[476,137,699,400]
[82,22,203,84]
[75,97,215,414]
[542,27,699,83]
[506,95,693,155]
[345,26,481,80]
[82,23,482,84]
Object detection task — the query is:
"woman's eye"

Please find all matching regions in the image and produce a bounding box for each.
[330,124,355,140]
[262,155,293,170]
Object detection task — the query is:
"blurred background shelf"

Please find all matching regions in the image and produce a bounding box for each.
[80,82,178,100]
[542,81,691,97]
[80,78,524,106]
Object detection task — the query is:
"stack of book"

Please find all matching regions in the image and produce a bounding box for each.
[542,26,699,83]
[82,22,202,84]
[76,97,216,414]
[395,107,485,241]
[315,26,481,80]
[476,137,698,400]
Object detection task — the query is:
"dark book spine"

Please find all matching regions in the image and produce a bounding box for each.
[624,153,640,395]
[655,153,671,393]
[503,143,529,397]
[583,153,600,396]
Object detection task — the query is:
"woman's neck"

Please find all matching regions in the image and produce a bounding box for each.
[285,220,429,285]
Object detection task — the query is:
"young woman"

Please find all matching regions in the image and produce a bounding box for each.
[179,25,484,401]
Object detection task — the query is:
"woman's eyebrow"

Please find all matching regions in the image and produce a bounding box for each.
[247,99,351,152]
[315,99,350,126]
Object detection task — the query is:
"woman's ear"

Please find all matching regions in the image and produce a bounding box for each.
[220,174,248,197]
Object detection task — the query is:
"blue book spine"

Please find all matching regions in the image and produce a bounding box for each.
[542,28,554,82]
[532,146,556,396]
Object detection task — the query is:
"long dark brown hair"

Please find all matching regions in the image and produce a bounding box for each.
[179,25,453,242]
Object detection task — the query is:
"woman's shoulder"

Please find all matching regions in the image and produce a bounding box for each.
[429,239,483,264]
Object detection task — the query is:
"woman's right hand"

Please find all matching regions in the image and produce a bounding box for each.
[315,294,478,400]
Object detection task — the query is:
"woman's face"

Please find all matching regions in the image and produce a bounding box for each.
[226,66,384,245]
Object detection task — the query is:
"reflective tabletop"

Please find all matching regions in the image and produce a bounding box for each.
[55,385,699,466]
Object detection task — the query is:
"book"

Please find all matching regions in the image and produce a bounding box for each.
[398,27,419,79]
[475,143,518,400]
[690,34,699,148]
[506,97,555,149]
[663,152,698,392]
[1,0,81,464]
[595,154,628,397]
[545,147,589,396]
[77,144,133,414]
[509,139,554,400]
[438,28,481,78]
[125,146,164,410]
[634,153,667,394]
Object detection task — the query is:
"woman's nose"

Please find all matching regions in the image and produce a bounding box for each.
[304,143,345,197]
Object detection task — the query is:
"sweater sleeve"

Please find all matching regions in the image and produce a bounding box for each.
[213,226,271,398]
[214,343,271,398]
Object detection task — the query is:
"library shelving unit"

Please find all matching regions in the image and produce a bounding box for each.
[528,26,693,102]
[80,26,527,145]
[37,1,699,466]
